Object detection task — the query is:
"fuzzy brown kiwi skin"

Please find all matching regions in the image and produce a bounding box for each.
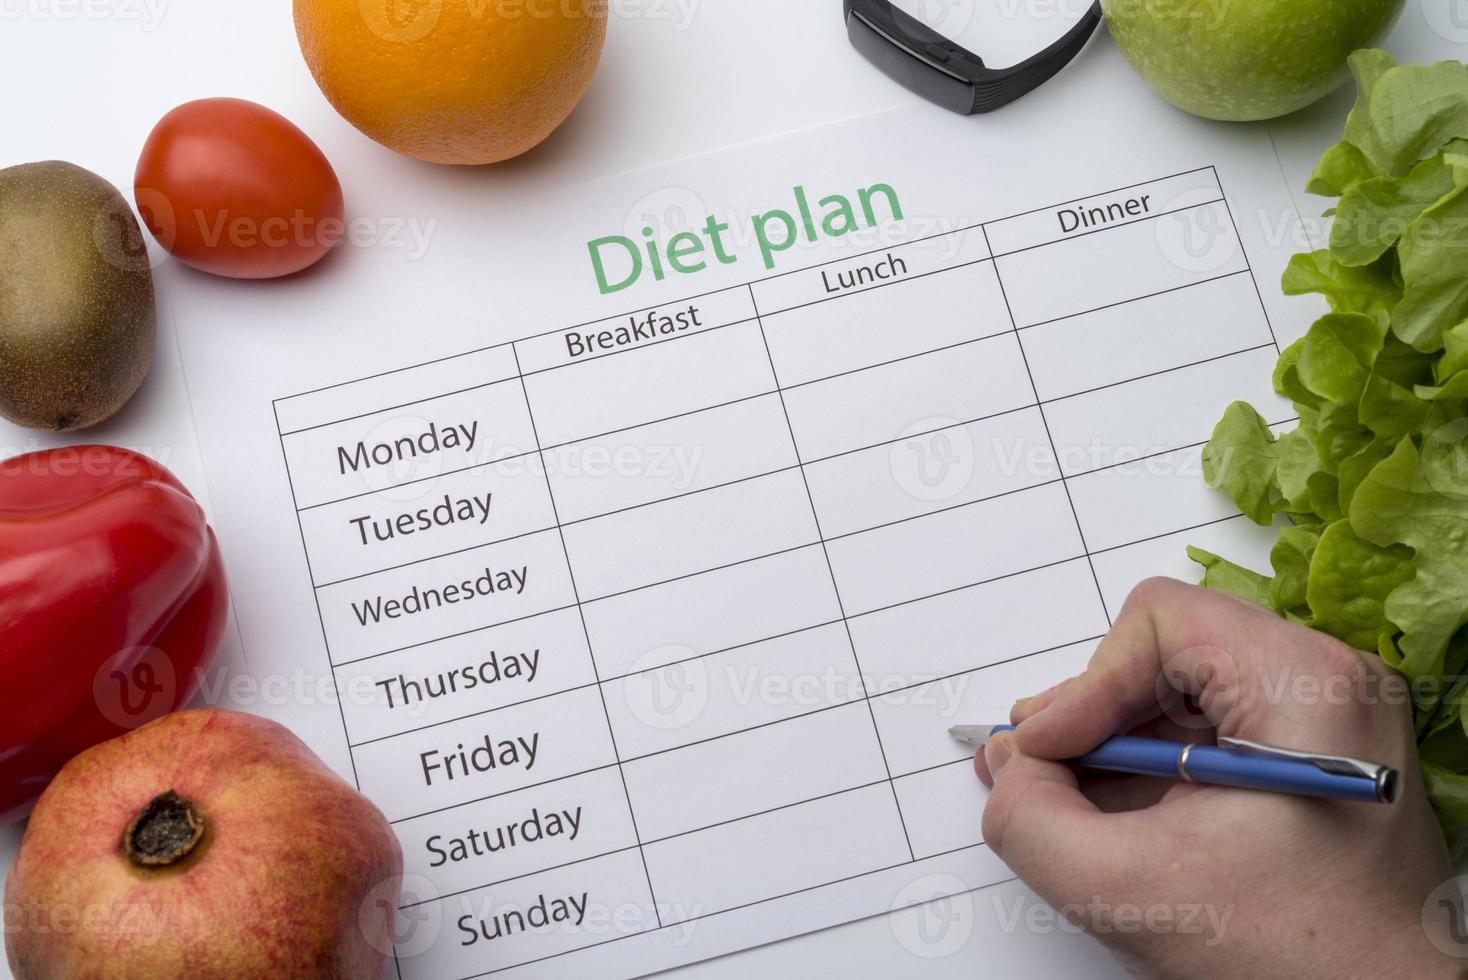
[0,161,155,431]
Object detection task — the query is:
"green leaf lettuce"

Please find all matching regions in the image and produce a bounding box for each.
[1195,51,1468,841]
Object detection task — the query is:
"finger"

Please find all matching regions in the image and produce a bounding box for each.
[980,732,1141,903]
[981,735,1199,810]
[1017,578,1273,759]
[973,747,992,786]
[1010,677,1074,725]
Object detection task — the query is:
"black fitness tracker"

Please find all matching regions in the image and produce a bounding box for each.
[844,0,1103,114]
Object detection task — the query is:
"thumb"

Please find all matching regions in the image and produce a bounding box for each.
[981,732,1140,907]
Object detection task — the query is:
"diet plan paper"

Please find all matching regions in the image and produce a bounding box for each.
[173,68,1315,979]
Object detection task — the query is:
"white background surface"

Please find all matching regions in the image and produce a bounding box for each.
[0,2,1464,977]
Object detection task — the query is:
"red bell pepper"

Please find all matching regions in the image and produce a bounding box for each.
[0,446,227,824]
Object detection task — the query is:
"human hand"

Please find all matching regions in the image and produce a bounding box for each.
[974,577,1461,980]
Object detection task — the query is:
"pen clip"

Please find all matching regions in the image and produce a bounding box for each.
[1216,737,1399,802]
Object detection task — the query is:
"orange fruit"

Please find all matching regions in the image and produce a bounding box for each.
[294,0,607,165]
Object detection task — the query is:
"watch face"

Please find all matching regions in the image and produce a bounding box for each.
[847,11,975,115]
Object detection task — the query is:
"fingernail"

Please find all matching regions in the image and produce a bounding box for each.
[985,733,1014,778]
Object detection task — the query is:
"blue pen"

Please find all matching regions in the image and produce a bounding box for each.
[949,724,1399,804]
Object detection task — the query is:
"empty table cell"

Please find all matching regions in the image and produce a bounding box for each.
[275,344,520,435]
[300,458,559,585]
[848,557,1107,686]
[995,201,1246,329]
[282,379,540,510]
[1090,514,1274,620]
[1068,441,1243,553]
[622,702,890,842]
[521,320,777,448]
[561,469,819,601]
[802,407,1057,539]
[334,607,596,745]
[316,528,577,664]
[353,685,617,823]
[1020,272,1274,402]
[825,482,1084,616]
[581,545,843,681]
[603,622,861,759]
[398,849,657,980]
[870,639,1097,777]
[893,762,988,860]
[758,262,1009,387]
[1043,346,1289,478]
[396,767,639,902]
[643,783,910,923]
[781,333,1036,462]
[547,394,797,525]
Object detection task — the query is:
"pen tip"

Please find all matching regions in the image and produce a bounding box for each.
[949,725,1001,746]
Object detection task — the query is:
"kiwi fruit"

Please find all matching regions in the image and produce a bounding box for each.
[0,161,155,431]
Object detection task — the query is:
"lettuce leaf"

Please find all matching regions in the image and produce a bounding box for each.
[1351,438,1468,679]
[1194,51,1468,841]
[1202,402,1282,525]
[1329,151,1463,267]
[1306,522,1413,651]
[1395,181,1468,351]
[1341,51,1468,177]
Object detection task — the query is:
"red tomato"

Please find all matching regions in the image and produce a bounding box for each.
[135,98,344,279]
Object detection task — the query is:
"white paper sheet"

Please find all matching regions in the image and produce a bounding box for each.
[174,70,1315,979]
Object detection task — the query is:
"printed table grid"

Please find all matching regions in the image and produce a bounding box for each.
[271,164,1278,978]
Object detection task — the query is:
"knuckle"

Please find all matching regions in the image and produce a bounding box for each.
[1122,578,1229,648]
[1094,661,1147,713]
[1291,634,1384,720]
[1304,634,1373,684]
[1124,576,1186,612]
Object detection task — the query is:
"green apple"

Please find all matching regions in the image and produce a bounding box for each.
[1103,0,1406,121]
